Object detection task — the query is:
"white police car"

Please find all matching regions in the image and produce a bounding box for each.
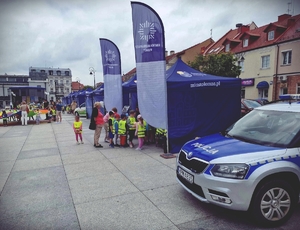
[176,102,300,226]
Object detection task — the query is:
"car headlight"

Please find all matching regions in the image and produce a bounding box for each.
[211,163,249,179]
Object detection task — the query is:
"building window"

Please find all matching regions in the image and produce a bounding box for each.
[297,83,300,94]
[41,70,45,73]
[281,87,288,95]
[49,70,53,75]
[243,39,248,47]
[57,71,61,76]
[50,80,53,85]
[66,80,69,85]
[282,50,292,65]
[31,69,36,72]
[65,71,69,76]
[268,31,274,40]
[60,80,63,83]
[261,55,270,69]
[8,78,16,82]
[225,43,230,52]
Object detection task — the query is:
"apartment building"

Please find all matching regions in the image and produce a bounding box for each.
[205,13,300,101]
[29,67,72,101]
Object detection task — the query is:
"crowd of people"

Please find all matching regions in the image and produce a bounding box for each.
[1,99,167,152]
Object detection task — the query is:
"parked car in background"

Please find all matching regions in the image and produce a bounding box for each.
[253,98,269,105]
[241,99,261,117]
[74,103,86,117]
[176,102,300,227]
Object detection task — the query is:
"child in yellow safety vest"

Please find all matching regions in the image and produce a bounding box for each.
[73,116,83,145]
[127,110,136,148]
[108,111,115,148]
[118,114,128,147]
[135,114,147,151]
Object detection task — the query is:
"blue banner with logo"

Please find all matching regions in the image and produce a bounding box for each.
[99,38,123,114]
[131,1,168,129]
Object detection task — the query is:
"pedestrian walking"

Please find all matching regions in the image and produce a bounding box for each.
[73,116,83,145]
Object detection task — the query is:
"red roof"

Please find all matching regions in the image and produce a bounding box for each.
[232,14,300,54]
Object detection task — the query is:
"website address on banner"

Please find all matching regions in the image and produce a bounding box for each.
[135,44,161,48]
[190,81,221,88]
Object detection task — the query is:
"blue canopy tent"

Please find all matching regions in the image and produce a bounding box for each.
[166,58,241,153]
[122,74,138,111]
[91,85,105,114]
[75,90,86,106]
[85,91,93,119]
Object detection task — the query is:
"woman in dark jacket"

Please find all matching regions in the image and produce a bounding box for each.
[92,102,105,148]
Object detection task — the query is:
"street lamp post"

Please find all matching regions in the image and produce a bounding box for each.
[89,67,96,89]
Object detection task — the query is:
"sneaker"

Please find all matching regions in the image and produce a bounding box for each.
[115,144,120,147]
[77,142,80,145]
[109,144,114,148]
[129,143,133,148]
[135,147,141,151]
[94,145,103,148]
[81,141,84,144]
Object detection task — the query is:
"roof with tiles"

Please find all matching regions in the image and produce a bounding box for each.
[232,14,300,54]
[203,23,255,55]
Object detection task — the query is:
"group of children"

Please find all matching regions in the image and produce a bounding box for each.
[106,110,148,150]
[72,109,150,150]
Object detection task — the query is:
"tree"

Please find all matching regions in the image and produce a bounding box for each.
[188,52,241,78]
[83,85,94,90]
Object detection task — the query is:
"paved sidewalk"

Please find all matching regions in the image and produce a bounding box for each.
[1,114,299,230]
[0,114,180,229]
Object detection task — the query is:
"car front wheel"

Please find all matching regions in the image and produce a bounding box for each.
[250,179,296,227]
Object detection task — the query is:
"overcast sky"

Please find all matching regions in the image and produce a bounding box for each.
[0,0,299,86]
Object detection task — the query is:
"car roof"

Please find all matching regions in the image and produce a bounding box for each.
[255,102,300,112]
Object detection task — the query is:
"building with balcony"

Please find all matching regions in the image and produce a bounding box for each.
[29,67,72,101]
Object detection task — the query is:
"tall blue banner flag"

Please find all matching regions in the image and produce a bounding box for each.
[99,38,123,114]
[131,1,168,129]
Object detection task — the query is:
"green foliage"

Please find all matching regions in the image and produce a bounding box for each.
[83,85,94,90]
[188,53,241,78]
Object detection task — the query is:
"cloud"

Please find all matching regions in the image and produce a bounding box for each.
[0,0,299,86]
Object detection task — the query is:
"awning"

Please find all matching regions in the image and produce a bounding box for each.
[256,81,269,89]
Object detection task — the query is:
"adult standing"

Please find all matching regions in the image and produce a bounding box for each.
[20,101,29,126]
[92,102,105,148]
[56,100,63,123]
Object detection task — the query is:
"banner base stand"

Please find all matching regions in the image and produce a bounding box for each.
[160,153,176,159]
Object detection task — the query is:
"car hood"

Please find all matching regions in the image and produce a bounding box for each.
[181,133,284,163]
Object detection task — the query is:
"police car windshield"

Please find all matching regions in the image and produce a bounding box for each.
[227,110,300,147]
